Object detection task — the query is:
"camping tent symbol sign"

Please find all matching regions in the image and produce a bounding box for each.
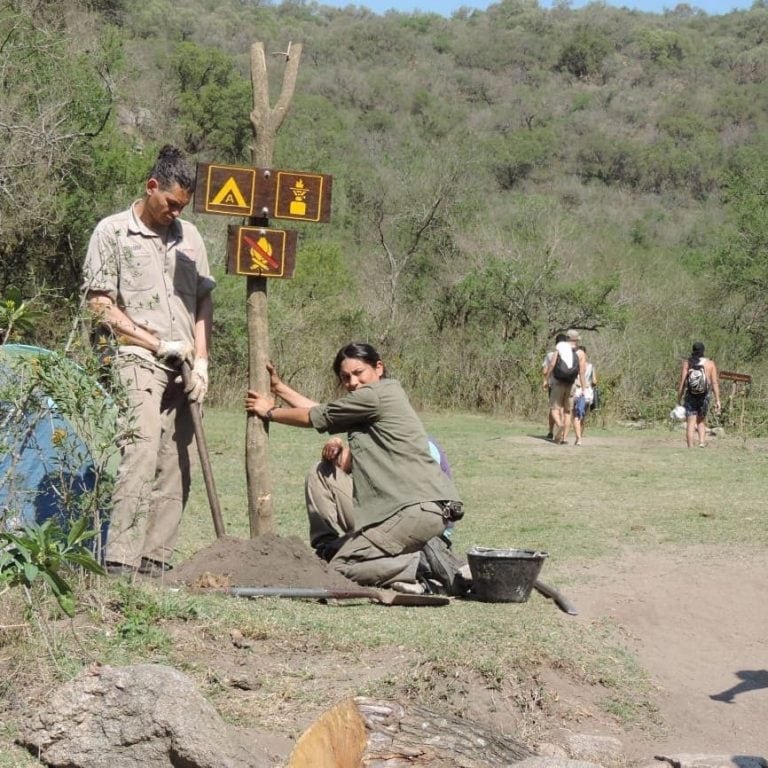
[197,164,257,216]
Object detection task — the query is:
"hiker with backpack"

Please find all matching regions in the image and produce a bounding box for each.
[676,341,721,448]
[542,333,567,439]
[543,329,586,445]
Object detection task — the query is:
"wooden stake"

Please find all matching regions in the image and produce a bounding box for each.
[245,41,303,537]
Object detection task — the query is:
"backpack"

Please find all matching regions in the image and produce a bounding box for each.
[686,361,708,396]
[553,350,580,383]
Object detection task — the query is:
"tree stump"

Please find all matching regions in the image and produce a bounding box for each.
[288,696,534,768]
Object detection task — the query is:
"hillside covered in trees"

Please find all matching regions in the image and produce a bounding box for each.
[2,0,767,426]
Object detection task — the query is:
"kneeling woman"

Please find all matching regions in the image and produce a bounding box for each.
[244,342,463,592]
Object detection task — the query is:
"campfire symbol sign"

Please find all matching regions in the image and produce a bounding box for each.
[243,232,279,272]
[226,225,298,279]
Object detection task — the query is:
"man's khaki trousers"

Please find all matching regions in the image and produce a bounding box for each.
[105,356,193,567]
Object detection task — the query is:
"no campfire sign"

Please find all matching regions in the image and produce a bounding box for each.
[226,225,298,278]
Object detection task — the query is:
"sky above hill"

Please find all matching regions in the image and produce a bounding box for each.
[331,0,755,17]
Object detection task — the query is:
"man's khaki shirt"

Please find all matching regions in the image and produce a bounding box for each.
[81,202,215,362]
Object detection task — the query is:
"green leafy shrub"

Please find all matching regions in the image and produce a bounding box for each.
[108,582,200,652]
[0,519,105,617]
[486,127,559,188]
[632,28,687,65]
[556,28,612,79]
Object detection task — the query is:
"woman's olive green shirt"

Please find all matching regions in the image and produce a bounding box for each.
[309,379,460,529]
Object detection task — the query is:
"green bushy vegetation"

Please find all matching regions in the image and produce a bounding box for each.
[2,0,767,429]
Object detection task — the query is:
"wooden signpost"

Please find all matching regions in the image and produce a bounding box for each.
[719,370,751,435]
[719,371,751,384]
[192,41,332,538]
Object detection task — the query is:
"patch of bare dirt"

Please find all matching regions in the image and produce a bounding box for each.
[552,547,768,760]
[152,534,767,765]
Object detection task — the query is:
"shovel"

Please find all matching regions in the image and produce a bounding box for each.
[224,585,450,607]
[181,361,226,538]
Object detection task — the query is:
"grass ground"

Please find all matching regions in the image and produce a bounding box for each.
[182,408,768,562]
[2,409,767,765]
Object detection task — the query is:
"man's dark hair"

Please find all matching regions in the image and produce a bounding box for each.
[333,342,386,379]
[148,144,195,193]
[555,333,567,343]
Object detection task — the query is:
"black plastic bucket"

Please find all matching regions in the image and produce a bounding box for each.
[466,547,548,603]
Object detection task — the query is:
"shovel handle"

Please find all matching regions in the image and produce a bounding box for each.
[534,579,578,615]
[224,587,450,606]
[182,361,226,538]
[227,587,379,600]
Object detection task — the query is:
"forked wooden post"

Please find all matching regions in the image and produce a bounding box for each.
[245,41,303,537]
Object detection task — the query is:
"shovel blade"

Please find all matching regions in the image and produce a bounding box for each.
[374,589,450,607]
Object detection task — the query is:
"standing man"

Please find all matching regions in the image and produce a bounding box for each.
[544,329,586,445]
[677,341,721,448]
[81,145,215,576]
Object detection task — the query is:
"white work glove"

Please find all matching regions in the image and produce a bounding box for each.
[186,357,209,403]
[156,339,193,363]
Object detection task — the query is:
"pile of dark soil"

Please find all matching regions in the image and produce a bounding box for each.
[168,534,357,591]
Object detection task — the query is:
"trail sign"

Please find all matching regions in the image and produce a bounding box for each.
[273,170,332,223]
[720,371,751,383]
[195,164,258,217]
[194,163,332,223]
[227,225,297,278]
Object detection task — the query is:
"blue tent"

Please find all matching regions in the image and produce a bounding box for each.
[0,345,106,541]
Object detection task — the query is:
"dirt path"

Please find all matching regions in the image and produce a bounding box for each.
[563,547,768,760]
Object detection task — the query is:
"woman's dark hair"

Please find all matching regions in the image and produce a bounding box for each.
[332,342,386,379]
[690,341,705,364]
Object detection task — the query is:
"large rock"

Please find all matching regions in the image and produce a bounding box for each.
[17,663,282,768]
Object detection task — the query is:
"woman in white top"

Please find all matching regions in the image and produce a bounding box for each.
[571,346,597,446]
